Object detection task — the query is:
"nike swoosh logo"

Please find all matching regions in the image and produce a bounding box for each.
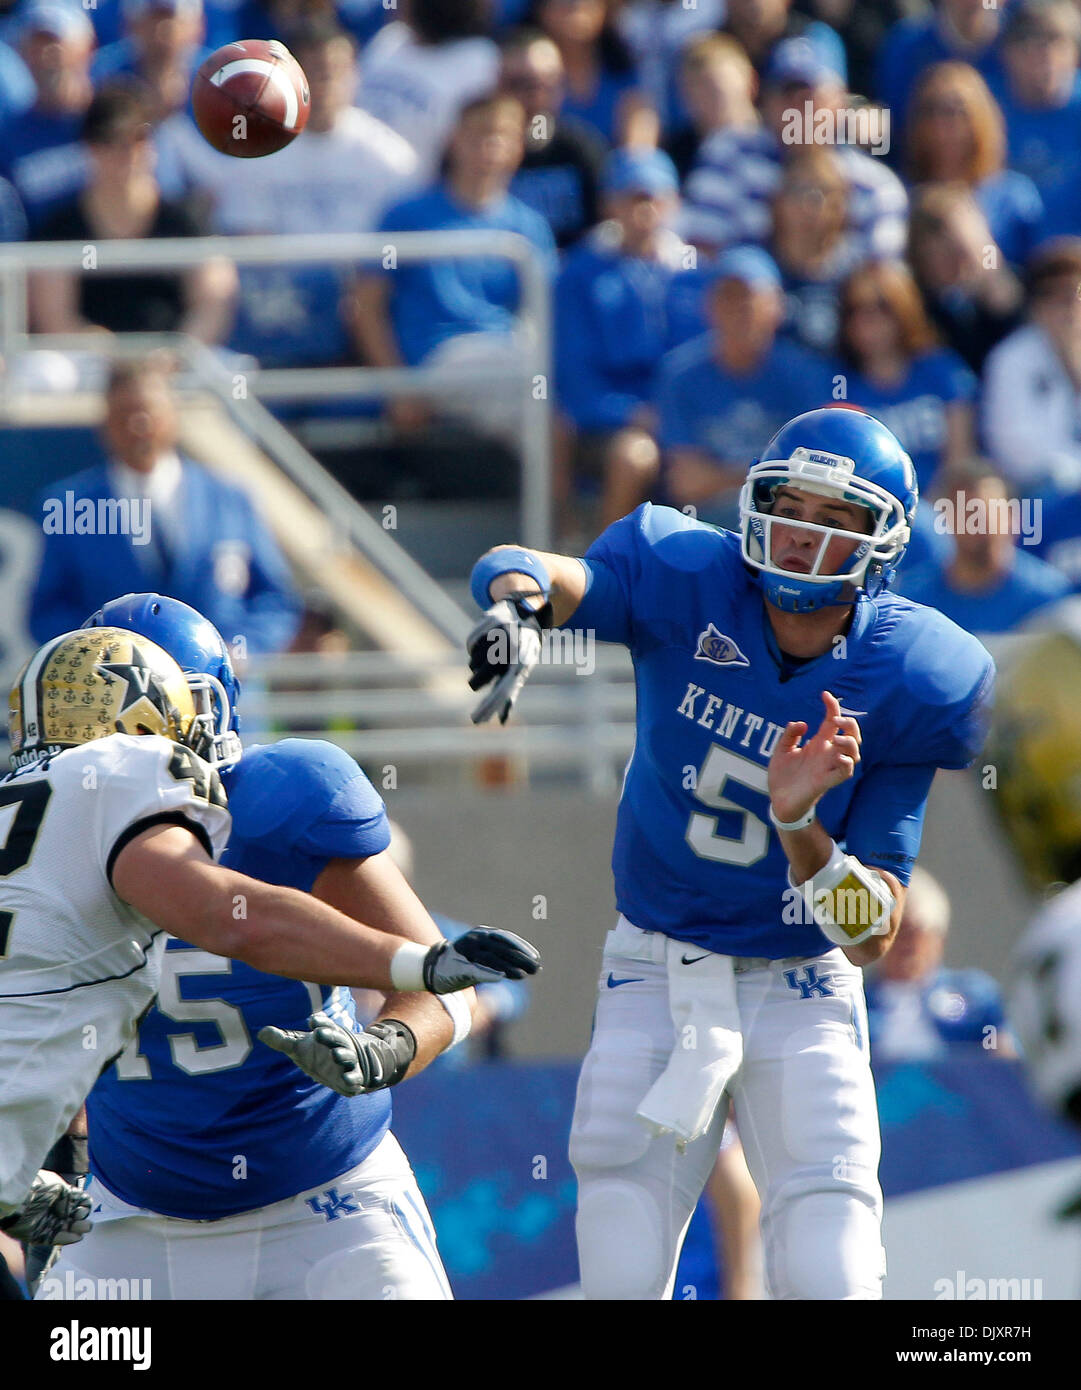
[681,952,710,965]
[606,973,644,988]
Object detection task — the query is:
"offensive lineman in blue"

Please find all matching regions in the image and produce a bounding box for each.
[40,594,538,1301]
[466,406,994,1300]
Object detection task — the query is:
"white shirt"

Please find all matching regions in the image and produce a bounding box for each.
[155,106,420,233]
[109,450,183,552]
[981,322,1081,490]
[356,22,500,179]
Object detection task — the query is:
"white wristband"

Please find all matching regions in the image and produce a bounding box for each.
[437,989,473,1047]
[769,803,816,832]
[389,941,429,992]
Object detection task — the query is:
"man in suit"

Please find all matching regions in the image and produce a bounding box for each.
[30,355,300,655]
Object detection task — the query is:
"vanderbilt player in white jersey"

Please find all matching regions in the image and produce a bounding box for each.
[0,626,539,1249]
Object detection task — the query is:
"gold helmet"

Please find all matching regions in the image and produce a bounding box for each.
[985,627,1081,892]
[8,627,198,768]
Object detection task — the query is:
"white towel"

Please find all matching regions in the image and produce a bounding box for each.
[635,939,743,1149]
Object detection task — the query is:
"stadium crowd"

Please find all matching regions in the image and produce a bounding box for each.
[3,0,1081,640]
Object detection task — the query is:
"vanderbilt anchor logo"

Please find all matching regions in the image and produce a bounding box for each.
[694,623,749,669]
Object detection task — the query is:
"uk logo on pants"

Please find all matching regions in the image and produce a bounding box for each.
[305,1187,360,1221]
[783,965,835,998]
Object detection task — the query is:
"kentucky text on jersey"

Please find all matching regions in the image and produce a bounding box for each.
[675,686,786,760]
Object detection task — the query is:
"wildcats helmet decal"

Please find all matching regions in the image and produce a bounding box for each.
[694,624,750,668]
[8,627,198,767]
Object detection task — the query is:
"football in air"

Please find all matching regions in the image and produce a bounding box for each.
[192,39,311,158]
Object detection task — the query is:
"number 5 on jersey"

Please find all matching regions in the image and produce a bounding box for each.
[685,744,770,867]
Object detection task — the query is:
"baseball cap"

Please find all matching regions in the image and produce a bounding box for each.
[710,245,782,291]
[601,148,679,198]
[764,36,844,90]
[17,3,95,42]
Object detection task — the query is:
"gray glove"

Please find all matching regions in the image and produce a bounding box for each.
[467,595,552,724]
[424,927,541,993]
[259,1012,416,1097]
[0,1171,91,1248]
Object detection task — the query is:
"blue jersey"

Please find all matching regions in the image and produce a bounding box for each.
[1033,487,1081,588]
[864,967,1007,1059]
[87,739,394,1219]
[554,242,702,432]
[0,107,87,230]
[377,184,556,366]
[834,348,976,492]
[566,505,994,957]
[656,333,836,463]
[896,548,1071,635]
[999,82,1081,241]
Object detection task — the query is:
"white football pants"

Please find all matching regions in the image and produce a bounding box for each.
[571,918,885,1300]
[38,1132,452,1301]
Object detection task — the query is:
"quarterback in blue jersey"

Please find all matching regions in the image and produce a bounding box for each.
[39,595,539,1301]
[467,406,994,1300]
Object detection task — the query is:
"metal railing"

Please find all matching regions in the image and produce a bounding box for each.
[244,643,636,794]
[0,231,554,560]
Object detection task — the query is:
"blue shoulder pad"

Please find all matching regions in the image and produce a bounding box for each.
[889,602,996,769]
[222,740,383,849]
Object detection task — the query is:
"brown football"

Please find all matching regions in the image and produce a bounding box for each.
[191,39,311,158]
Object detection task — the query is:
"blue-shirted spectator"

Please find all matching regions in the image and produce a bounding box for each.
[997,0,1081,243]
[898,461,1071,633]
[30,355,301,654]
[92,0,212,124]
[722,0,847,88]
[834,260,977,494]
[0,174,27,242]
[769,147,863,358]
[865,866,1016,1061]
[528,0,651,148]
[352,92,556,441]
[875,0,1008,145]
[0,4,95,231]
[554,148,697,528]
[0,29,35,125]
[1032,483,1081,590]
[904,62,1045,271]
[654,246,835,527]
[682,39,908,261]
[500,27,605,250]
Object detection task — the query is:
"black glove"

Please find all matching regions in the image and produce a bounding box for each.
[23,1133,88,1296]
[0,1171,92,1249]
[259,1012,417,1098]
[423,927,541,994]
[467,593,553,724]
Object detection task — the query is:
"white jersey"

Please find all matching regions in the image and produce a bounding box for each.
[0,734,231,1214]
[1011,878,1081,1119]
[356,22,499,179]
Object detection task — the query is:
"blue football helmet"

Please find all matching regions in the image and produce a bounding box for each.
[83,594,243,767]
[738,407,918,614]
